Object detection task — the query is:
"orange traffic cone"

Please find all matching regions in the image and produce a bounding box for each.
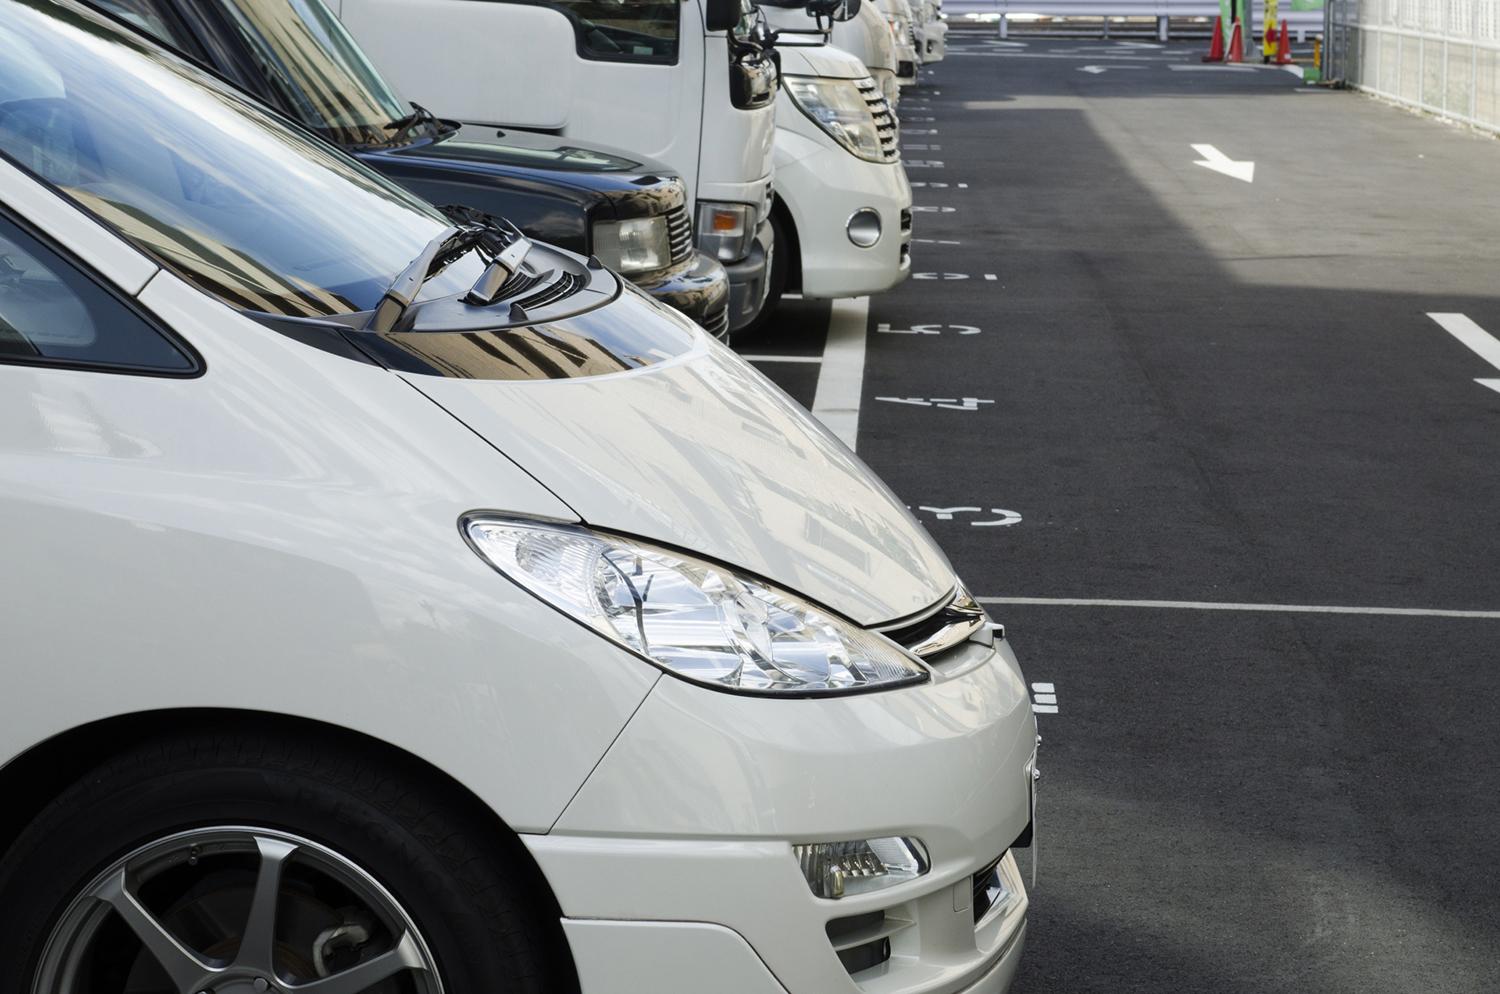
[1226,18,1245,62]
[1275,20,1293,65]
[1202,16,1225,62]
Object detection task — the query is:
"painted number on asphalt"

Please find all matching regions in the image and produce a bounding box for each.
[877,396,994,411]
[877,323,981,335]
[917,506,1023,527]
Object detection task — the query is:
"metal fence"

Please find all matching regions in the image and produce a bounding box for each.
[1327,0,1500,133]
[947,0,1327,41]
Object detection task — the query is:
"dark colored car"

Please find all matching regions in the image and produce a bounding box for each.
[87,0,732,337]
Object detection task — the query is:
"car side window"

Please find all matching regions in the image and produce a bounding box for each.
[537,0,680,63]
[0,215,196,374]
[85,0,196,49]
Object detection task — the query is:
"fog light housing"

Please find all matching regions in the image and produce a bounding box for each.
[794,837,928,899]
[847,208,882,248]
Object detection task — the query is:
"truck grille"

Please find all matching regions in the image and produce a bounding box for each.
[667,205,694,265]
[856,77,900,163]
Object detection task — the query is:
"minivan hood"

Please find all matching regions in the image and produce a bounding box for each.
[401,311,956,626]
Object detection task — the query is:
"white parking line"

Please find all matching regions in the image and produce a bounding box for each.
[811,297,871,451]
[741,354,823,364]
[1429,312,1500,394]
[978,596,1500,619]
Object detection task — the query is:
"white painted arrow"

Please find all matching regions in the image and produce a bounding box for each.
[1191,143,1255,183]
[1428,313,1500,395]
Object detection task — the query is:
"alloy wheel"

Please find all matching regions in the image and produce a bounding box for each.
[32,826,444,994]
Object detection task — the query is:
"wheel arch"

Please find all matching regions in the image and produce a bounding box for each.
[771,192,802,294]
[0,707,581,993]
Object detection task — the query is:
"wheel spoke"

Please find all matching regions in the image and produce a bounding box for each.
[97,869,214,990]
[288,930,426,994]
[234,836,298,973]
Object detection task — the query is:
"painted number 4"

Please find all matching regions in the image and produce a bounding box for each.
[877,323,981,335]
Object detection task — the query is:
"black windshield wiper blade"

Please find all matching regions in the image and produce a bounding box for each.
[366,224,478,333]
[384,101,438,146]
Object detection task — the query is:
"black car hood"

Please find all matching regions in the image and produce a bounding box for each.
[383,125,679,193]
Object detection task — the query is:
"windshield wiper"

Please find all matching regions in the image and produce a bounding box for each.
[384,102,439,146]
[366,224,481,333]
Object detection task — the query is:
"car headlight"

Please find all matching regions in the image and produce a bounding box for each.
[592,216,672,274]
[695,202,756,263]
[464,517,929,695]
[784,76,886,163]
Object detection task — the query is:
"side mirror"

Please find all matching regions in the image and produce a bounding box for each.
[807,0,861,20]
[705,0,741,32]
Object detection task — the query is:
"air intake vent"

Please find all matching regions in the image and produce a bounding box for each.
[855,77,900,162]
[826,911,910,976]
[514,270,585,311]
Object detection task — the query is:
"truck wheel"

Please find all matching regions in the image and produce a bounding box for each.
[734,207,790,343]
[0,728,563,994]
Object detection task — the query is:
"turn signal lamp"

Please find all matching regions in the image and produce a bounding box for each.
[794,837,929,899]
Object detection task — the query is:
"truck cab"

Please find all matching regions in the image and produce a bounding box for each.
[332,0,778,335]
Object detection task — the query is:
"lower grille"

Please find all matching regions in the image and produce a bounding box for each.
[826,911,906,976]
[900,208,913,234]
[971,853,1008,924]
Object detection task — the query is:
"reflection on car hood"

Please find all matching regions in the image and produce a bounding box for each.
[402,319,956,626]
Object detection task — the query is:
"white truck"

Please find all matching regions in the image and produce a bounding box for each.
[332,0,779,334]
[763,0,904,107]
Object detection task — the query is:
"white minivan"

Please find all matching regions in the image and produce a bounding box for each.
[771,32,913,303]
[0,4,1037,994]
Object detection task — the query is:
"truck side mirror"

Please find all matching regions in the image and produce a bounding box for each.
[838,0,862,19]
[705,0,741,32]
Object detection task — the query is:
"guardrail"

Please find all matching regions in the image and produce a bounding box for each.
[944,0,1325,41]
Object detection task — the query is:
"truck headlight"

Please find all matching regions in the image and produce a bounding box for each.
[465,517,929,696]
[593,216,672,274]
[695,202,756,263]
[784,76,886,163]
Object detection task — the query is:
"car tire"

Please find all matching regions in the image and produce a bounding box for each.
[734,207,790,343]
[0,726,566,994]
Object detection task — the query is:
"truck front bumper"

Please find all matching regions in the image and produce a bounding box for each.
[776,130,912,298]
[724,217,775,332]
[526,637,1037,994]
[634,251,732,340]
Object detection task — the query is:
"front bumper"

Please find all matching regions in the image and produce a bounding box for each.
[725,217,775,332]
[924,20,947,61]
[775,129,913,298]
[528,637,1036,994]
[633,250,732,341]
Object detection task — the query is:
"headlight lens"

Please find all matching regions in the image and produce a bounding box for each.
[592,216,672,274]
[695,202,756,263]
[784,76,886,163]
[465,517,928,695]
[795,837,930,899]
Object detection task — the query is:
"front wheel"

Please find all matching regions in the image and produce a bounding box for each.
[0,729,564,994]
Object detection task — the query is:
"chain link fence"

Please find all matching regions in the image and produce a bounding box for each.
[1327,0,1500,133]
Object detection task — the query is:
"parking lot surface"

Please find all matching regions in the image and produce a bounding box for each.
[743,36,1500,994]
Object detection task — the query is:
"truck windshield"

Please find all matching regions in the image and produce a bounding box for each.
[0,0,480,318]
[213,0,419,147]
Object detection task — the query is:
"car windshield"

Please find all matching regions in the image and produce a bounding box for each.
[214,0,418,147]
[0,0,479,318]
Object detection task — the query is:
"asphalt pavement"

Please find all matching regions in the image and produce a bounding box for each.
[741,35,1500,994]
